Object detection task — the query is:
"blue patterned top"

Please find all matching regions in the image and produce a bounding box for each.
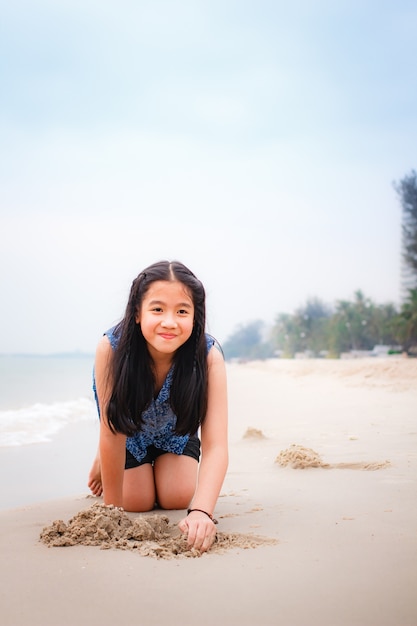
[93,327,215,463]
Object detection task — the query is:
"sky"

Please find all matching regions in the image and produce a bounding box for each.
[1,0,416,354]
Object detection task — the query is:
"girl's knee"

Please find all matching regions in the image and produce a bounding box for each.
[154,455,197,510]
[157,490,194,511]
[122,464,156,512]
[123,492,156,512]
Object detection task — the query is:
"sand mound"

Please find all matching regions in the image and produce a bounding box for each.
[40,503,278,559]
[243,427,266,439]
[275,445,329,468]
[275,445,391,471]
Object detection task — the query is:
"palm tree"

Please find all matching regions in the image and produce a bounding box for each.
[394,170,417,296]
[398,289,417,354]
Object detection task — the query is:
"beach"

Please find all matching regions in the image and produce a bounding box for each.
[1,357,416,626]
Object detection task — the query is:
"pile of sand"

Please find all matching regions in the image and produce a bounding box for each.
[40,503,278,559]
[243,427,266,439]
[275,444,391,471]
[275,445,329,468]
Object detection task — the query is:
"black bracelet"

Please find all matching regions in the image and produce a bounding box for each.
[187,508,218,524]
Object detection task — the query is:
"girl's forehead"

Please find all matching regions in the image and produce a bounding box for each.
[143,280,193,303]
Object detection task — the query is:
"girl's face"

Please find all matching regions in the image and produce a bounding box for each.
[136,280,195,360]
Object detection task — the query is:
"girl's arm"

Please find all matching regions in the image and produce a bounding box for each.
[179,344,228,551]
[95,335,126,507]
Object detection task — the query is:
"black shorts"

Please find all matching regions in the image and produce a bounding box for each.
[125,435,201,469]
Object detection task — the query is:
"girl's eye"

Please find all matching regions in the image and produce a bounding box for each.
[152,307,163,313]
[178,309,189,315]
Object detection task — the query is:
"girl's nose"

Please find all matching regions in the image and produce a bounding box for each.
[161,316,177,328]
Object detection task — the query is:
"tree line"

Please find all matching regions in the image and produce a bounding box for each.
[223,170,417,360]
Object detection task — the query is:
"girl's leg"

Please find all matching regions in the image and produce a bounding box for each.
[154,454,198,510]
[122,463,156,512]
[88,449,156,511]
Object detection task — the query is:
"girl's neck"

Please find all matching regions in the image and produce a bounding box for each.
[150,352,174,394]
[149,348,174,369]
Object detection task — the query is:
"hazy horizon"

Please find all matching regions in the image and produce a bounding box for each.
[1,1,415,353]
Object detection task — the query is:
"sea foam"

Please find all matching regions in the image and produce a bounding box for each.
[0,397,96,447]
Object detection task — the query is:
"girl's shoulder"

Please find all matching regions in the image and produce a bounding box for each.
[205,333,224,358]
[205,333,215,351]
[104,324,121,351]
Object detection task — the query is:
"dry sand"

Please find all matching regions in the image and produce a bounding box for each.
[1,357,416,626]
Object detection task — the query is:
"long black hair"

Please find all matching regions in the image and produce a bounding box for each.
[106,260,208,436]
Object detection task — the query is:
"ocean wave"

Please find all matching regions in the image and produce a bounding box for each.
[0,397,97,447]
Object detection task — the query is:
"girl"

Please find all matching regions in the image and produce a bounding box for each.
[88,260,228,553]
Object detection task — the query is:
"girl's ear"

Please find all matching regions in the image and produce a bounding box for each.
[135,311,140,324]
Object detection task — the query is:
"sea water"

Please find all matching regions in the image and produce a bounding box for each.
[0,355,97,447]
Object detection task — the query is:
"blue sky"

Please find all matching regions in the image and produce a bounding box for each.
[1,0,416,353]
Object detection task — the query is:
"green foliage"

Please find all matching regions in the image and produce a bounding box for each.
[271,298,332,357]
[273,292,404,357]
[394,289,417,352]
[222,293,403,360]
[329,291,398,354]
[394,170,417,288]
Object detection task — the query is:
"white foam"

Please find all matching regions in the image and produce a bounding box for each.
[0,397,97,447]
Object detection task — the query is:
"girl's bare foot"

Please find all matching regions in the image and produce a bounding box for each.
[88,450,103,497]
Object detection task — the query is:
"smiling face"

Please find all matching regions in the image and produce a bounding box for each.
[135,280,195,361]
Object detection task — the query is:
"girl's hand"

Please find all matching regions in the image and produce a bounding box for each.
[178,511,217,553]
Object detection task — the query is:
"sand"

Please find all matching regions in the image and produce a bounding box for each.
[1,357,416,626]
[40,502,277,558]
[275,443,391,470]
